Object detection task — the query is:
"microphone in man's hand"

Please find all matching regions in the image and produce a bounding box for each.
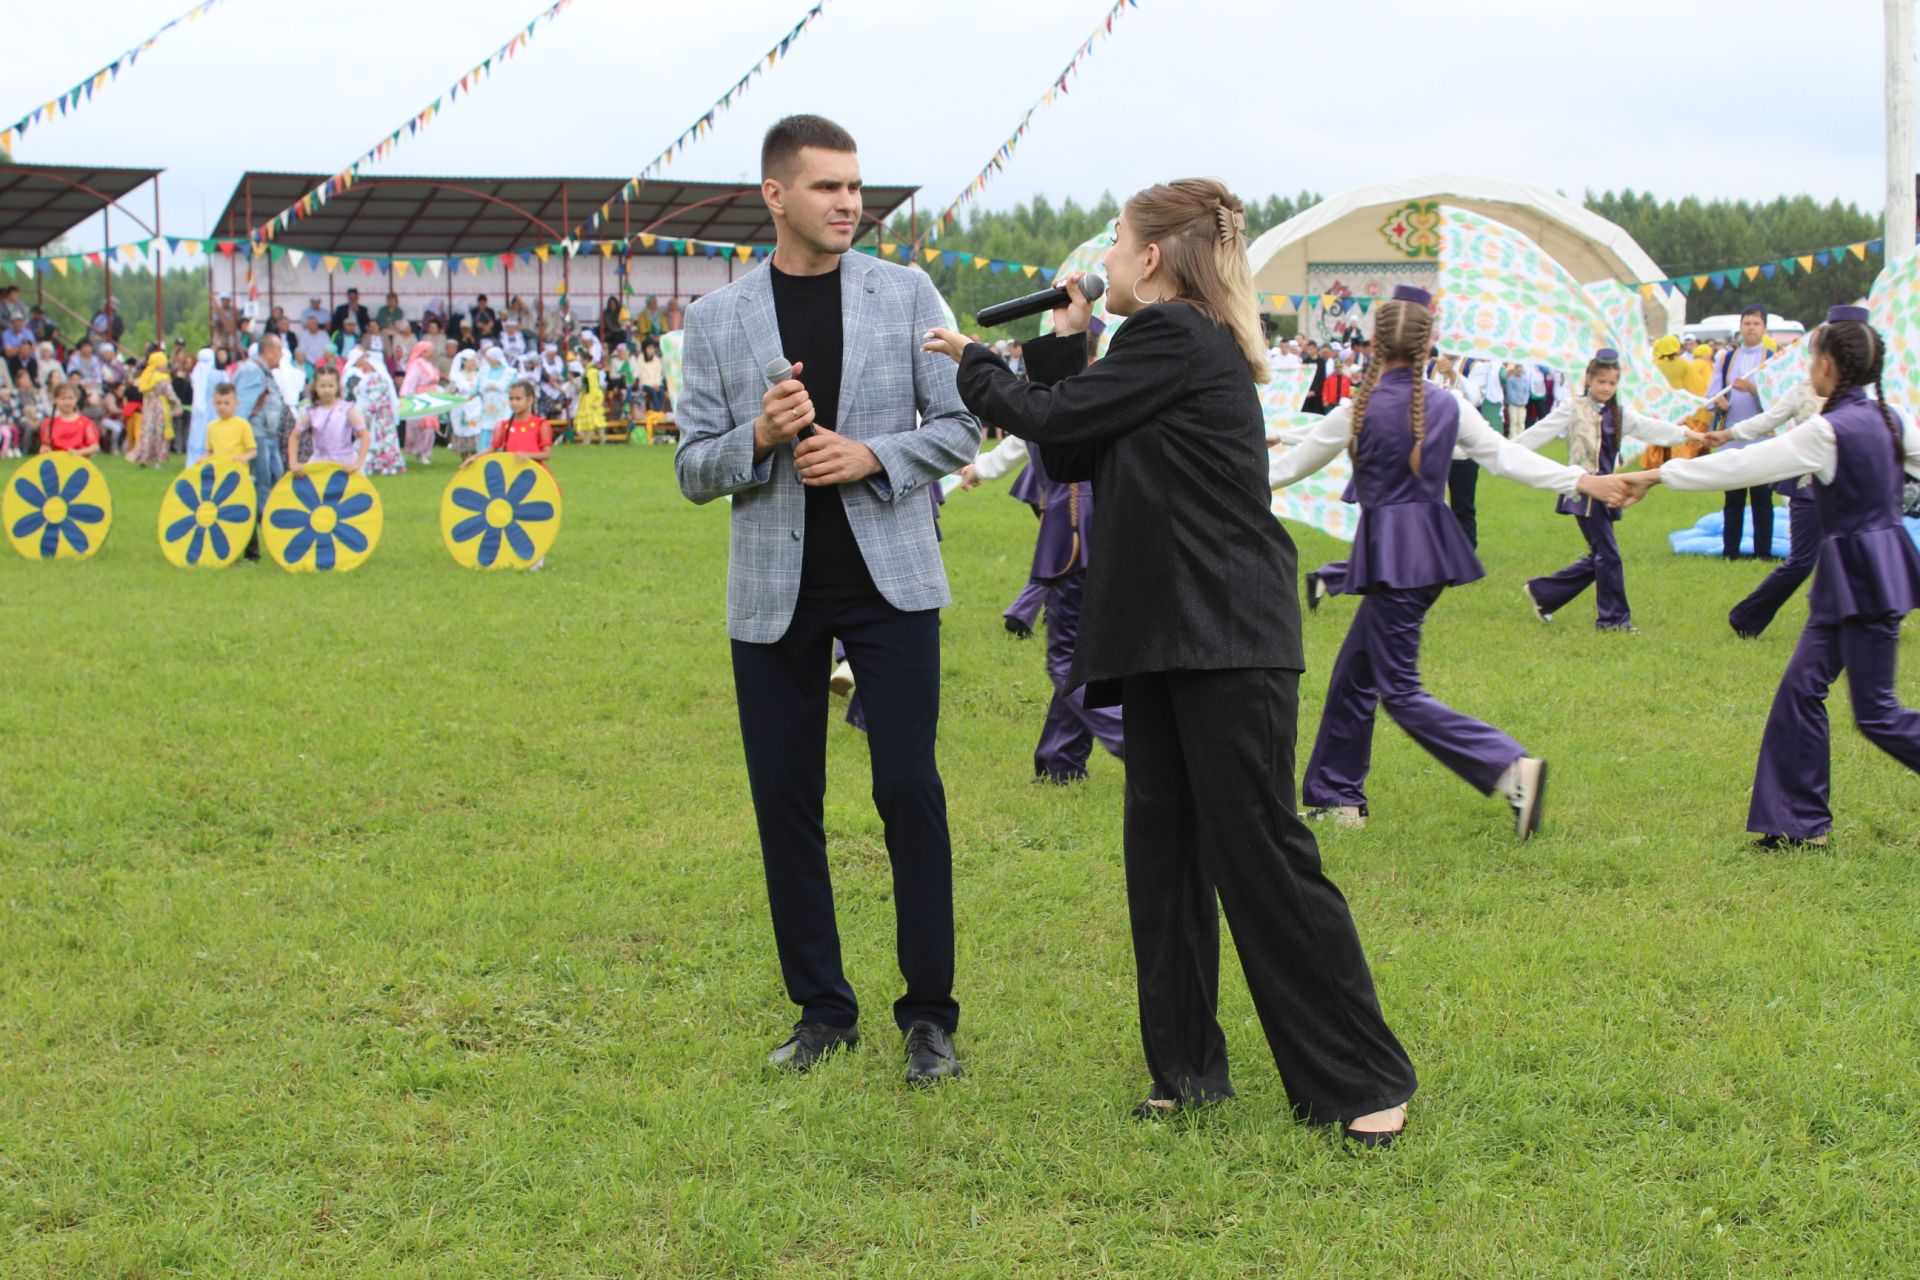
[974,273,1106,328]
[763,356,814,440]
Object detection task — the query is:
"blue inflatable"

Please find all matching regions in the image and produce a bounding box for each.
[1669,509,1920,556]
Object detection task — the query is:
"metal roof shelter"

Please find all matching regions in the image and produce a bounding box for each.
[0,162,163,250]
[211,172,922,254]
[0,162,169,340]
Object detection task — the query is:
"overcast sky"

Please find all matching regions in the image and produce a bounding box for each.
[2,0,1913,252]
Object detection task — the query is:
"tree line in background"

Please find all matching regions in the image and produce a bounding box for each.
[0,188,1891,349]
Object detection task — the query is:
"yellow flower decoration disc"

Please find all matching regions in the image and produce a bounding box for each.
[4,454,113,561]
[261,464,384,573]
[157,460,257,569]
[441,455,562,570]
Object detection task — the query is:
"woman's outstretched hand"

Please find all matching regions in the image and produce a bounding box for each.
[920,329,971,364]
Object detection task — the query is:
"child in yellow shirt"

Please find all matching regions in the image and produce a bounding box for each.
[203,383,258,464]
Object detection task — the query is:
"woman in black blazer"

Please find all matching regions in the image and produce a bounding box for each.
[923,179,1416,1145]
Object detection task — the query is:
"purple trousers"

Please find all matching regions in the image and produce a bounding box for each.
[1728,491,1819,637]
[1034,570,1125,780]
[1527,514,1630,629]
[1303,584,1526,807]
[1003,579,1046,637]
[1748,614,1920,839]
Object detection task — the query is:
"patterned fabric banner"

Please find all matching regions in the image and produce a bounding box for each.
[569,2,834,241]
[1434,205,1612,374]
[2,0,226,155]
[1869,253,1920,412]
[1263,368,1356,543]
[255,0,580,241]
[920,0,1139,247]
[1584,279,1702,424]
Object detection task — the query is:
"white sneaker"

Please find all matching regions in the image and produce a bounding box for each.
[1302,804,1368,829]
[1507,757,1548,840]
[1523,584,1552,623]
[829,660,855,697]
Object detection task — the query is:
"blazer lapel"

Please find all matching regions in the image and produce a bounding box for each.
[736,262,783,379]
[836,252,877,429]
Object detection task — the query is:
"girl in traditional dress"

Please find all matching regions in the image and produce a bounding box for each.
[477,346,515,447]
[1622,306,1920,848]
[399,340,441,465]
[128,351,180,467]
[288,366,369,475]
[1513,348,1705,632]
[184,348,218,466]
[346,346,405,476]
[1268,287,1632,837]
[573,359,608,444]
[447,349,487,460]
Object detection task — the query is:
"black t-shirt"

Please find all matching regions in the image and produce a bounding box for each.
[769,260,877,599]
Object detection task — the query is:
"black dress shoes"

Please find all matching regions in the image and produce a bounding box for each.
[767,1020,859,1071]
[903,1021,961,1085]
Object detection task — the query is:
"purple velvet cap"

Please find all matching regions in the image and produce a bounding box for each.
[1390,284,1432,307]
[1826,304,1869,325]
[1593,347,1620,363]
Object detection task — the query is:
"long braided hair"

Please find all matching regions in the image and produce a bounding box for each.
[1813,318,1901,450]
[1349,297,1434,477]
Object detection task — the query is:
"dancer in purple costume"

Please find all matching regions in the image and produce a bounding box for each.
[1623,307,1920,847]
[1269,288,1633,837]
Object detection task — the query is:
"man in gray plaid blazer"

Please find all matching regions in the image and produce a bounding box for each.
[676,116,981,1085]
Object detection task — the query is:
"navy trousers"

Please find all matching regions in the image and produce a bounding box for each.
[731,595,958,1033]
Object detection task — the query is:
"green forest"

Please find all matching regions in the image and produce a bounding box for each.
[2,186,1895,349]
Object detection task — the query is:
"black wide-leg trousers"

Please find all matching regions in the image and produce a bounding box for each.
[1118,666,1417,1123]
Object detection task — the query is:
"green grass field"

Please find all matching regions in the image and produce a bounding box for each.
[2,443,1917,1278]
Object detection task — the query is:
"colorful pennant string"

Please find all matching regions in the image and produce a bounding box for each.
[251,0,580,242]
[918,0,1139,248]
[563,1,834,242]
[1,0,228,155]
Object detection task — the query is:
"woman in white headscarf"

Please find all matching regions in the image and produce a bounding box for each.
[477,346,515,444]
[347,345,406,476]
[448,348,487,459]
[184,347,219,465]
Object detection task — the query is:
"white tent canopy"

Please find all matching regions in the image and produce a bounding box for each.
[1248,173,1684,337]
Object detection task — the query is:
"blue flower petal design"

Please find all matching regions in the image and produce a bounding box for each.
[334,493,373,519]
[285,527,316,565]
[483,459,508,500]
[334,523,368,554]
[477,526,503,567]
[270,509,309,530]
[292,473,321,509]
[323,469,350,505]
[450,513,489,544]
[512,500,555,523]
[165,513,199,542]
[211,469,241,505]
[187,525,206,565]
[173,477,200,508]
[313,534,336,571]
[208,525,230,562]
[11,459,108,558]
[451,486,489,513]
[216,504,250,524]
[506,467,537,504]
[504,523,535,561]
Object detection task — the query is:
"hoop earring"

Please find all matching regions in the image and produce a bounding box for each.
[1131,277,1165,307]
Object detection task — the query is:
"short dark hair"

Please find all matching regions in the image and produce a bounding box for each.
[762,114,857,180]
[213,381,238,397]
[1740,303,1766,320]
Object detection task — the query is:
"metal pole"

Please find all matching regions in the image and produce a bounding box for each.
[102,204,114,338]
[1889,0,1917,261]
[153,174,166,345]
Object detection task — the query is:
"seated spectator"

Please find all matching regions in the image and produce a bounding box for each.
[295,315,331,367]
[330,287,371,337]
[376,292,407,331]
[66,339,103,391]
[89,302,125,345]
[637,337,667,413]
[470,294,498,337]
[1,311,32,379]
[501,315,528,360]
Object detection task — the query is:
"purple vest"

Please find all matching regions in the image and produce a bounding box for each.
[1808,387,1920,623]
[1344,370,1483,592]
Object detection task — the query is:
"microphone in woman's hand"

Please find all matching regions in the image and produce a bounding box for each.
[974,273,1106,328]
